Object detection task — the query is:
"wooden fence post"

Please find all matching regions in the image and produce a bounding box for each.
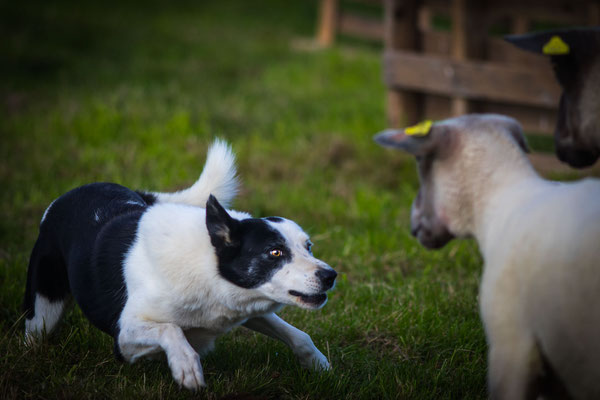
[316,0,339,47]
[450,0,487,116]
[384,0,421,127]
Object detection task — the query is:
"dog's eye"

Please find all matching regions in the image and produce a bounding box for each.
[269,249,283,257]
[306,240,313,253]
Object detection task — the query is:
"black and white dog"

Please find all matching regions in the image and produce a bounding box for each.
[23,140,337,390]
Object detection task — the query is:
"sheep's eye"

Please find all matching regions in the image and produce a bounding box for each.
[269,249,283,257]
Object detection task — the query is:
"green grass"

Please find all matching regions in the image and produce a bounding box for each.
[0,0,487,398]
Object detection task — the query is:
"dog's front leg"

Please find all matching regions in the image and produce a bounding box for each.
[118,318,206,390]
[243,313,330,371]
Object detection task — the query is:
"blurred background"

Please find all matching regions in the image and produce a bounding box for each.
[0,1,596,399]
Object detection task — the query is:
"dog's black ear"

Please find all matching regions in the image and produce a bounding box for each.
[206,194,240,248]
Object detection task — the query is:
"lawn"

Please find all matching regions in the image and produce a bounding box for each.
[0,0,488,398]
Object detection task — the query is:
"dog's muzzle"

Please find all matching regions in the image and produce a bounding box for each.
[288,266,337,308]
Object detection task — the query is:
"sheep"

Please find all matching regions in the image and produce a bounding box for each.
[375,114,600,399]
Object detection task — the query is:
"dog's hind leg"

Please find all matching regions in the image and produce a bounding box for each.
[243,313,330,371]
[23,236,71,344]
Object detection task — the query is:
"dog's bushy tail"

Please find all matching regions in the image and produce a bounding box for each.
[154,139,239,208]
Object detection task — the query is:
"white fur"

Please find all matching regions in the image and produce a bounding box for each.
[243,313,330,370]
[477,178,600,399]
[25,295,67,344]
[153,139,239,207]
[420,115,600,399]
[113,142,331,390]
[117,205,331,389]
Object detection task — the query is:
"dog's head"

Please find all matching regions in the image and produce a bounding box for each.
[374,114,530,249]
[205,195,336,309]
[505,28,600,168]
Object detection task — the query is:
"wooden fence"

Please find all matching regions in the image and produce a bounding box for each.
[316,0,600,174]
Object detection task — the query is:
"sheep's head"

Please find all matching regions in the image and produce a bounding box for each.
[505,28,600,168]
[374,114,529,249]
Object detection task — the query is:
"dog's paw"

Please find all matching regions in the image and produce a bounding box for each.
[168,349,206,391]
[299,350,330,371]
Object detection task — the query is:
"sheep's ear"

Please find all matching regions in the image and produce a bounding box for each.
[373,120,445,156]
[504,31,559,54]
[505,28,600,56]
[482,114,530,154]
[206,194,240,248]
[504,119,530,154]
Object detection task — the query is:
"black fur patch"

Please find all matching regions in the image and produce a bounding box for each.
[23,238,70,318]
[135,191,157,206]
[85,210,141,335]
[206,196,292,288]
[24,182,150,339]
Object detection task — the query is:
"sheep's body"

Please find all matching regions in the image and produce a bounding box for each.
[375,114,600,399]
[479,177,600,399]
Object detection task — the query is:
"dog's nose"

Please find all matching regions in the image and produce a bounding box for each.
[315,268,337,290]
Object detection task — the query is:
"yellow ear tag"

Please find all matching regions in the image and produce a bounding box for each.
[405,120,433,136]
[542,36,570,55]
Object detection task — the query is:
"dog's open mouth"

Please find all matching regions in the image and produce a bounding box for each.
[289,290,327,307]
